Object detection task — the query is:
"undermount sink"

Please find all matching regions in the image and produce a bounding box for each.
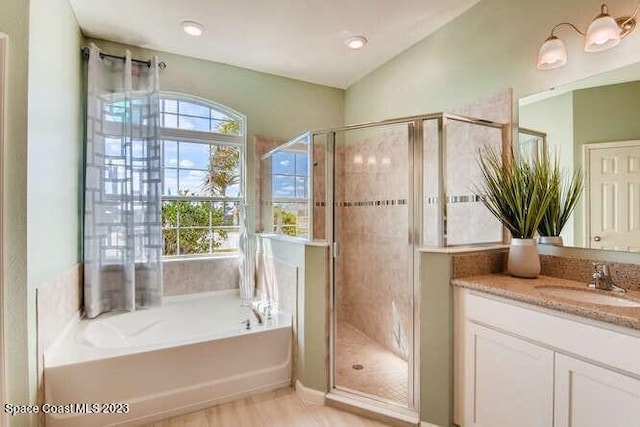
[535,286,640,308]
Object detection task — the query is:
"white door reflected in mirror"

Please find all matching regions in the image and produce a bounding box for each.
[586,141,640,252]
[519,60,640,252]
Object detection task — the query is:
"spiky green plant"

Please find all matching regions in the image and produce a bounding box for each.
[475,146,554,239]
[537,150,583,237]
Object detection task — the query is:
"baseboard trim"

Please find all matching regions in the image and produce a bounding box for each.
[420,422,443,427]
[295,380,326,406]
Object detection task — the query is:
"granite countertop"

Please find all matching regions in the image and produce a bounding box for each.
[452,273,640,330]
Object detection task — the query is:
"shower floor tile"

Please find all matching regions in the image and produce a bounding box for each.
[335,322,408,405]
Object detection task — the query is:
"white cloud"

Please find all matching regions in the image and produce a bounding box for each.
[180,159,195,168]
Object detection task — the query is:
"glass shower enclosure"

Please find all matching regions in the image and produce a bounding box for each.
[260,112,507,414]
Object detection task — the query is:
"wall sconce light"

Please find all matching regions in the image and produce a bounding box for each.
[537,3,638,70]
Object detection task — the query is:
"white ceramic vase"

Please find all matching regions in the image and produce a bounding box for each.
[508,238,541,278]
[538,235,564,246]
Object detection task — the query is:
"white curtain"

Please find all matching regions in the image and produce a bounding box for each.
[84,44,163,318]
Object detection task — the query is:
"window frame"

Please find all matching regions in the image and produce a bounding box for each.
[159,92,247,259]
[269,147,310,237]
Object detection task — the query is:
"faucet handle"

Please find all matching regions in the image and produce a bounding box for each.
[240,319,251,330]
[592,262,609,275]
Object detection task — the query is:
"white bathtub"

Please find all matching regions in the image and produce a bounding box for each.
[44,292,292,426]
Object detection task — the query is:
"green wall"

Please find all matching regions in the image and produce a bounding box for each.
[1,0,83,424]
[572,80,640,246]
[573,80,640,145]
[25,1,83,421]
[0,0,31,420]
[520,81,640,247]
[519,92,575,243]
[27,0,83,287]
[345,0,640,123]
[420,252,454,426]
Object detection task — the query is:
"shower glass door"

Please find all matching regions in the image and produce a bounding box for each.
[332,122,414,407]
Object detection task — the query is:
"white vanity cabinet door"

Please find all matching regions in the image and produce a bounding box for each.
[554,353,640,427]
[464,322,554,427]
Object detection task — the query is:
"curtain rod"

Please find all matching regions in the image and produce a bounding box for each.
[81,47,167,70]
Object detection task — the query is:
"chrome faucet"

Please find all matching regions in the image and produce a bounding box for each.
[243,300,274,325]
[588,263,626,293]
[254,300,273,320]
[250,305,264,324]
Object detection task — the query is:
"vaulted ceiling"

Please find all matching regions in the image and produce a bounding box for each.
[70,0,480,88]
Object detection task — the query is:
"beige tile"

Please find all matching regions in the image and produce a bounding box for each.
[163,257,239,296]
[335,322,408,405]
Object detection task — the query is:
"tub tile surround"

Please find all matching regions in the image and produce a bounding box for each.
[36,263,83,420]
[163,256,240,296]
[36,263,83,354]
[254,135,286,232]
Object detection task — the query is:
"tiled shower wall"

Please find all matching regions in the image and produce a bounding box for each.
[37,264,83,413]
[424,90,511,246]
[312,133,327,241]
[335,124,412,360]
[254,135,287,232]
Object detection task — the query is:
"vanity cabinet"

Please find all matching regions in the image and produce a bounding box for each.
[455,288,640,427]
[464,323,553,427]
[554,353,640,427]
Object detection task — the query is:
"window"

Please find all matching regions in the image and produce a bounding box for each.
[268,143,310,237]
[160,95,246,257]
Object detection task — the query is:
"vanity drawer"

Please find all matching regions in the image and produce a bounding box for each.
[462,290,640,378]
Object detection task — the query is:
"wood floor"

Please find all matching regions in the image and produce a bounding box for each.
[146,388,390,427]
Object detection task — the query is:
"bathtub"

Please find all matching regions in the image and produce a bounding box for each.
[44,291,292,426]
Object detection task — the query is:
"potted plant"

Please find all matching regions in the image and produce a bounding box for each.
[475,146,553,278]
[536,150,583,246]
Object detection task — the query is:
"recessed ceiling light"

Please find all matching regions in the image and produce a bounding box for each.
[345,36,367,50]
[182,21,204,37]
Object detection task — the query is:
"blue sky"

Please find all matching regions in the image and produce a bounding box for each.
[163,140,240,197]
[271,151,308,198]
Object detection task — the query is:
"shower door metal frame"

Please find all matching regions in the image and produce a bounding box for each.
[324,117,423,414]
[321,112,507,418]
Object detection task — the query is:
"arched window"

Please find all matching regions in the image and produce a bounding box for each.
[159,93,246,256]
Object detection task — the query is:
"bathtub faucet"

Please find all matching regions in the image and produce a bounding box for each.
[250,300,274,324]
[250,305,264,325]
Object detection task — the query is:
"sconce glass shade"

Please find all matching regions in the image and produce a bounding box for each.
[585,14,621,51]
[537,36,567,70]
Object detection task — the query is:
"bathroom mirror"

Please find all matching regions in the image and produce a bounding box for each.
[519,61,640,252]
